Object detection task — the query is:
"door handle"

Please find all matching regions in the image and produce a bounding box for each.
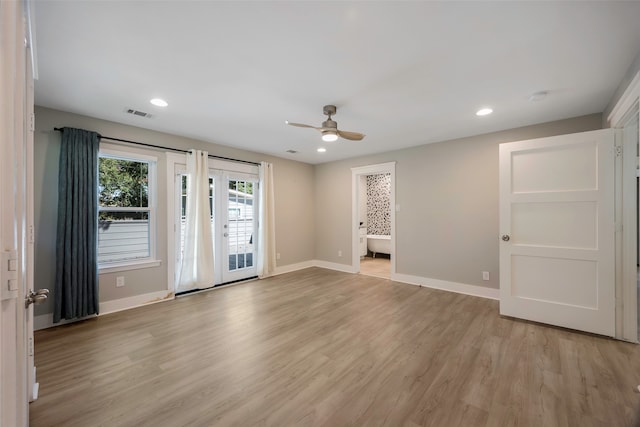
[25,288,49,308]
[501,235,510,242]
[223,232,228,237]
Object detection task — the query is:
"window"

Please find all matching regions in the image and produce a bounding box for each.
[98,148,157,270]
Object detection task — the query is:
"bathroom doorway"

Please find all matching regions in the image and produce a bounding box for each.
[351,162,396,279]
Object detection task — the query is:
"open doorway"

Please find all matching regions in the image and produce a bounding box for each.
[351,162,396,279]
[358,173,392,279]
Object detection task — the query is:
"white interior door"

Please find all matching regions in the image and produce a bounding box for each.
[499,129,615,336]
[1,1,31,424]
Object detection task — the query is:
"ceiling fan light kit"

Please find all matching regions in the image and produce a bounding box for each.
[322,131,338,142]
[286,105,365,142]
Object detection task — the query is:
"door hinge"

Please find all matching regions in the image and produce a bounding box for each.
[615,222,623,233]
[29,113,35,132]
[28,337,34,356]
[0,250,19,301]
[615,145,623,157]
[29,224,34,244]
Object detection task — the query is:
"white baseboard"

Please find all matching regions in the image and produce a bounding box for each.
[312,260,357,274]
[273,261,497,301]
[392,272,499,300]
[34,266,498,330]
[34,290,174,330]
[34,312,95,331]
[272,259,356,275]
[272,260,315,276]
[100,290,174,315]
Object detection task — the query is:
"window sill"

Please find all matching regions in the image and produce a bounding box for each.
[99,259,162,274]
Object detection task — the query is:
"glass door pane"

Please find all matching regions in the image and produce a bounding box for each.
[222,177,257,282]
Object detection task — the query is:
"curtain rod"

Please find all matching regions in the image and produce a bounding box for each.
[53,127,261,166]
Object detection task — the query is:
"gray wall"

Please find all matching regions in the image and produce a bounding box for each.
[34,106,315,316]
[314,114,603,289]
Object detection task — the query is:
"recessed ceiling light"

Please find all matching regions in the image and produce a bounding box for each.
[476,107,493,116]
[317,147,327,153]
[150,98,168,107]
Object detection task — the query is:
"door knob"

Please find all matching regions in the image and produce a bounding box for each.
[223,232,228,237]
[25,288,49,308]
[501,235,510,242]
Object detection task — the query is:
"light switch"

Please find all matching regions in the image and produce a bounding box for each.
[8,279,18,291]
[8,259,17,271]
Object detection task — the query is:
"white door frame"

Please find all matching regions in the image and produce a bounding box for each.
[351,162,397,275]
[608,70,640,342]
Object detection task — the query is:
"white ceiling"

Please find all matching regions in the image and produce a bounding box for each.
[34,1,640,164]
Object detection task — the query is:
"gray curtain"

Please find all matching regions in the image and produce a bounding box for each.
[53,127,100,323]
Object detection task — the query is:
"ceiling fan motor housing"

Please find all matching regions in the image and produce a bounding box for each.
[322,119,338,129]
[323,105,337,116]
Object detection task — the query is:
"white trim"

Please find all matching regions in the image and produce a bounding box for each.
[618,108,639,343]
[272,260,315,276]
[24,0,38,80]
[351,162,397,176]
[609,71,640,343]
[313,260,358,274]
[99,290,174,315]
[99,145,158,163]
[166,152,186,295]
[98,259,161,274]
[32,262,499,332]
[351,162,396,277]
[98,147,158,269]
[392,272,500,300]
[608,71,640,126]
[34,290,175,330]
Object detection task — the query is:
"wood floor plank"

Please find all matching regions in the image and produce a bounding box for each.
[30,267,640,426]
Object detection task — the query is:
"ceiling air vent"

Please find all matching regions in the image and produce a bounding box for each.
[286,149,298,154]
[125,108,152,118]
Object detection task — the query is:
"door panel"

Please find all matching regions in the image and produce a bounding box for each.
[499,129,615,336]
[221,176,257,283]
[511,201,597,248]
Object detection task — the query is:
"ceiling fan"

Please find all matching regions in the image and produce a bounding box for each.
[286,105,365,142]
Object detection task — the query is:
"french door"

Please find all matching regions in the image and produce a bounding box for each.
[175,166,258,290]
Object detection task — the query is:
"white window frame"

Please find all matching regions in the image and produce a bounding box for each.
[98,147,160,273]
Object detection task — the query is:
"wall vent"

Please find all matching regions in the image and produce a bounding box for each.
[286,149,298,154]
[125,108,152,118]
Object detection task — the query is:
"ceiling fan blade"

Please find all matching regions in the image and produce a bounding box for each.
[337,130,365,141]
[285,121,321,130]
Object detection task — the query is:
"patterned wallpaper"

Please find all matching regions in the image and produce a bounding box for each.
[366,173,391,235]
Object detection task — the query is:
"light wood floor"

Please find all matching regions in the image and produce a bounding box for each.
[31,267,640,426]
[359,256,391,279]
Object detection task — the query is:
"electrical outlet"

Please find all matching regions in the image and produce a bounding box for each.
[338,250,342,257]
[116,276,125,287]
[482,271,490,281]
[276,252,281,260]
